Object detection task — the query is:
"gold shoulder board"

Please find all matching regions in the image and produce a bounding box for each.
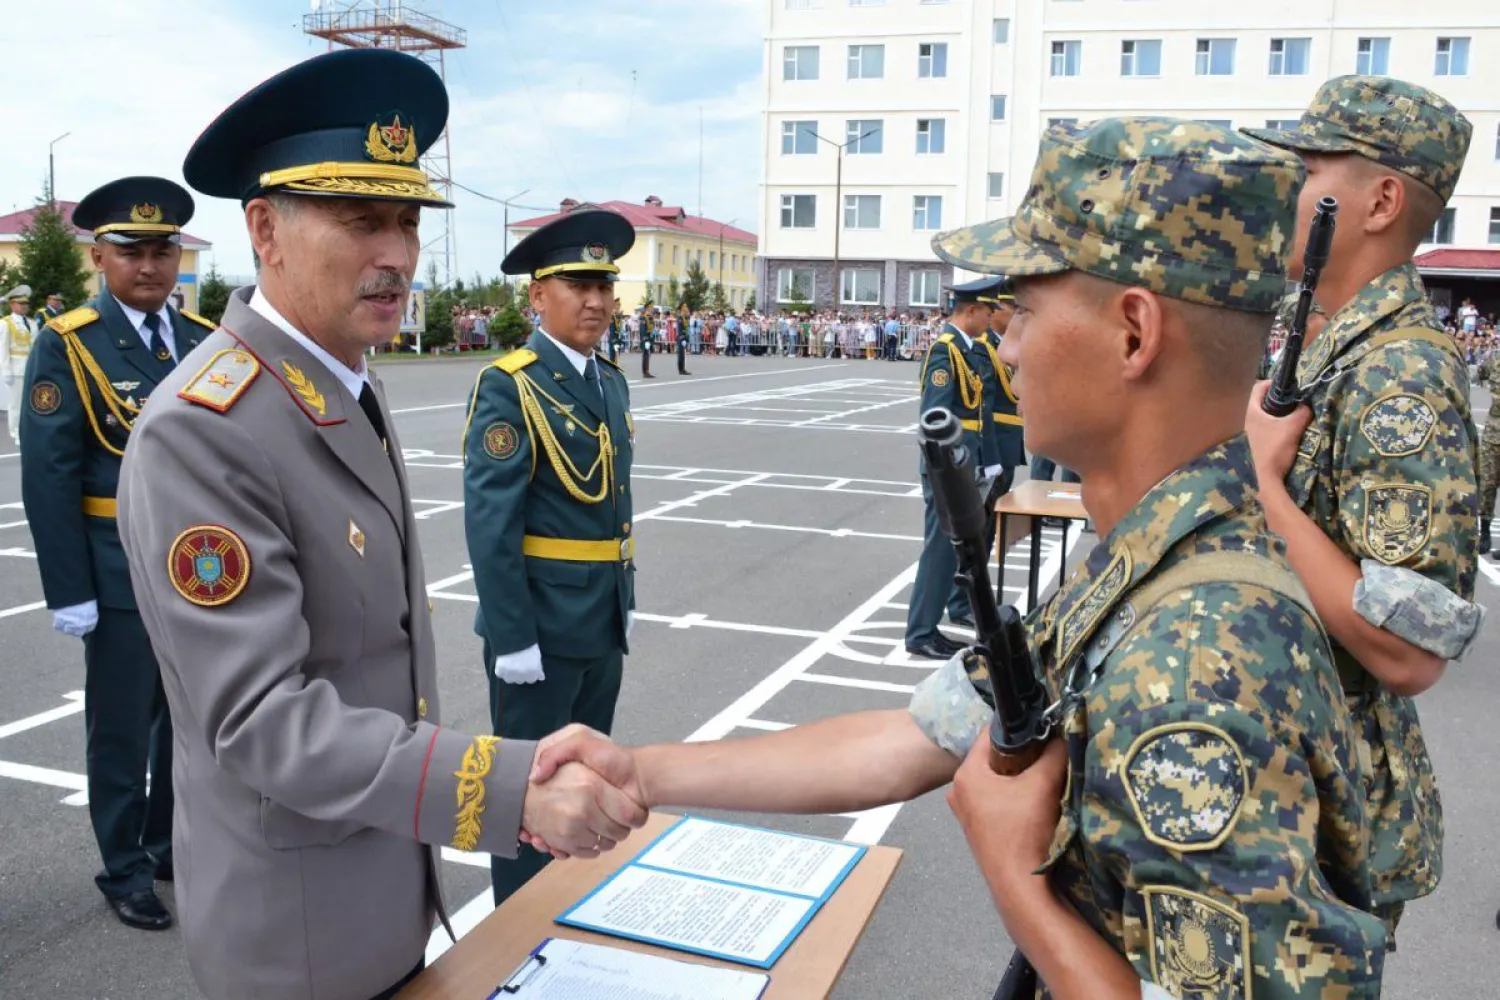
[179,309,218,331]
[493,348,538,374]
[596,353,623,372]
[178,349,261,414]
[937,332,954,343]
[46,307,100,335]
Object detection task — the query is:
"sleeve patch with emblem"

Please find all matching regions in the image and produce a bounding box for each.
[1123,722,1246,851]
[1144,886,1250,1000]
[1360,393,1437,457]
[1363,483,1433,566]
[29,381,62,415]
[168,525,251,607]
[483,421,521,460]
[931,368,949,387]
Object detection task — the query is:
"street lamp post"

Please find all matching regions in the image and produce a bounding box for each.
[803,125,879,311]
[500,188,531,286]
[48,132,71,207]
[718,217,739,305]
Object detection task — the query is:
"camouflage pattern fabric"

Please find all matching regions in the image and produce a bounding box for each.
[1243,75,1472,203]
[1476,358,1500,521]
[910,437,1386,998]
[930,118,1302,314]
[1285,263,1478,916]
[1353,561,1484,661]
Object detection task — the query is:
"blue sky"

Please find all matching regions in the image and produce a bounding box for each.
[4,0,763,281]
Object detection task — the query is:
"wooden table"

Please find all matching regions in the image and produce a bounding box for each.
[399,813,903,1000]
[995,480,1088,608]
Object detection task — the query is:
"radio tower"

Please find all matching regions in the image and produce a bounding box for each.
[304,1,467,287]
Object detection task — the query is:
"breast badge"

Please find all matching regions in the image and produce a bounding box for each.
[1364,483,1433,566]
[484,421,520,460]
[29,381,62,415]
[348,519,366,558]
[168,525,251,607]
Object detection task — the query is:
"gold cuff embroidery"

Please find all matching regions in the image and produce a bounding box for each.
[452,735,501,851]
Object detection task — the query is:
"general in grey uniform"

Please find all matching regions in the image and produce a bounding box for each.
[116,49,645,1000]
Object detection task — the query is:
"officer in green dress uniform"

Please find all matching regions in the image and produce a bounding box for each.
[20,176,214,931]
[36,292,65,328]
[905,287,990,659]
[946,276,1025,627]
[463,207,638,904]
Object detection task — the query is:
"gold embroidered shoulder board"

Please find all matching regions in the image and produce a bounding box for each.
[46,307,100,335]
[179,349,261,414]
[179,309,218,331]
[494,348,537,375]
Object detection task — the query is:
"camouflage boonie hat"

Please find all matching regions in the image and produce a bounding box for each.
[932,118,1303,314]
[1243,75,1471,203]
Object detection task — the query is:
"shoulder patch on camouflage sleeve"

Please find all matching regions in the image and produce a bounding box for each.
[179,309,217,331]
[931,368,949,387]
[179,349,260,413]
[493,348,537,374]
[1143,886,1250,1000]
[1363,483,1433,566]
[1359,392,1437,457]
[1123,721,1246,852]
[45,306,99,334]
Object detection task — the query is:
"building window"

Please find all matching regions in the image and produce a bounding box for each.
[779,194,816,229]
[783,46,820,81]
[993,18,1009,44]
[1356,37,1390,75]
[910,270,941,307]
[1120,39,1162,77]
[785,0,824,8]
[1265,118,1300,131]
[1047,118,1078,128]
[916,118,946,154]
[710,252,717,270]
[781,120,818,155]
[1269,38,1311,76]
[849,0,885,6]
[777,267,815,302]
[1199,119,1234,128]
[840,268,882,305]
[918,42,948,78]
[1435,37,1470,76]
[657,244,664,263]
[1490,208,1500,245]
[1050,40,1081,77]
[990,95,1008,122]
[1426,207,1456,245]
[673,246,680,264]
[987,172,1005,199]
[913,195,943,231]
[1495,122,1500,159]
[1196,38,1235,76]
[845,119,883,153]
[848,44,886,79]
[844,194,882,230]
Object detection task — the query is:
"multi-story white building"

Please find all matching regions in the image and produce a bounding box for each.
[757,0,1500,315]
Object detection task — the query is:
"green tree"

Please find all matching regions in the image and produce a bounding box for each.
[681,260,710,312]
[492,300,531,349]
[18,197,90,307]
[0,259,18,294]
[666,275,682,310]
[785,277,812,315]
[746,290,757,313]
[197,263,232,323]
[709,281,729,313]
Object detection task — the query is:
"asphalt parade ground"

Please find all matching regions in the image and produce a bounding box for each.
[1,352,1497,999]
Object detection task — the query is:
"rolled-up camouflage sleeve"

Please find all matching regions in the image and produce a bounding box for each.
[908,651,993,757]
[1334,343,1477,611]
[1086,698,1387,999]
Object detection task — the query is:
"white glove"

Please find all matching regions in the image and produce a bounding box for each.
[983,463,1005,480]
[494,644,544,684]
[53,600,99,637]
[627,611,636,638]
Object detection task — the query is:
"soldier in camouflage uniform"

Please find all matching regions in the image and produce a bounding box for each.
[1475,353,1500,556]
[1244,77,1485,937]
[528,118,1387,999]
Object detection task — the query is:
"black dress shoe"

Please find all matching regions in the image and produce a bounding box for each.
[108,890,173,931]
[155,862,173,883]
[906,637,966,660]
[949,613,976,630]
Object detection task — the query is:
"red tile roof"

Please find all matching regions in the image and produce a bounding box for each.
[511,200,757,246]
[0,201,212,248]
[1413,248,1500,272]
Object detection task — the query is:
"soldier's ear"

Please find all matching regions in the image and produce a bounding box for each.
[1114,286,1166,383]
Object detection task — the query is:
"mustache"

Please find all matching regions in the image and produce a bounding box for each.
[356,271,411,297]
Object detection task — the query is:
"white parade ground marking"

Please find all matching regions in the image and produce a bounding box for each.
[0,690,84,740]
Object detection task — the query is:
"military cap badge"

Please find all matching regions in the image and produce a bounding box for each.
[130,202,163,224]
[583,243,611,264]
[365,112,419,165]
[168,525,251,607]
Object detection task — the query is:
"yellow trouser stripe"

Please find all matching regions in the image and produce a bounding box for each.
[992,412,1024,427]
[522,535,634,562]
[82,496,117,518]
[960,419,982,432]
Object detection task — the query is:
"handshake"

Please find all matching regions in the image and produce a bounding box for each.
[519,724,650,860]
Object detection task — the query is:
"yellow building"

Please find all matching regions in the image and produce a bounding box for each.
[0,201,212,312]
[510,197,758,312]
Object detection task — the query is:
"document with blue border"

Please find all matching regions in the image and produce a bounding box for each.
[556,816,867,969]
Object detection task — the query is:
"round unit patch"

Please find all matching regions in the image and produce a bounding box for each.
[931,369,949,387]
[1360,393,1437,457]
[30,381,62,415]
[483,421,520,460]
[1123,722,1247,851]
[168,525,251,607]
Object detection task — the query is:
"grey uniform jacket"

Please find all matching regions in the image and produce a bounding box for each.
[118,287,535,1000]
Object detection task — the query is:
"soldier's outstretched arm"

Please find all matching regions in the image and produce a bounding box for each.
[119,403,645,860]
